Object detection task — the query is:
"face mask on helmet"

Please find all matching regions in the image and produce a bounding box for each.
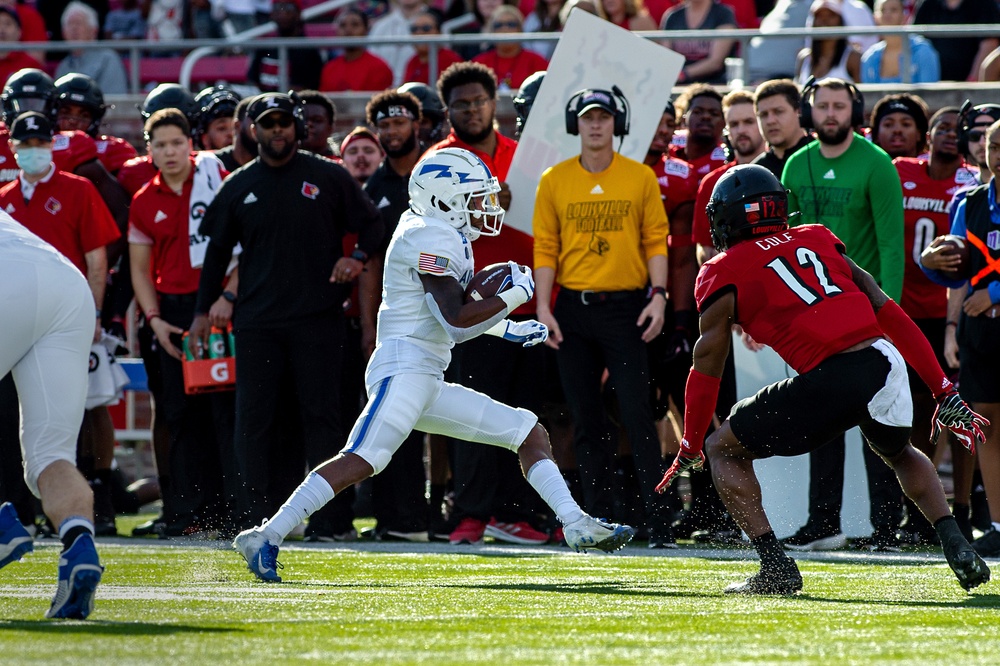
[408,148,505,241]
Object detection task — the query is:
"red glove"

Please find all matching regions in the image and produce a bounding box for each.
[655,439,706,493]
[932,388,989,455]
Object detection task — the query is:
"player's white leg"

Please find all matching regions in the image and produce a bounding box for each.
[417,384,636,552]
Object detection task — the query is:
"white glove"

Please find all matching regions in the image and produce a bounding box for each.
[489,319,549,347]
[498,261,534,311]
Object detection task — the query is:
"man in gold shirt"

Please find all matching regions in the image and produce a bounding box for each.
[532,88,674,547]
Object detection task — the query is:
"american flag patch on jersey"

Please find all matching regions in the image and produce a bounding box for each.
[418,252,449,274]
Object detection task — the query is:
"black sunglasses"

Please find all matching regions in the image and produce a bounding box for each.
[968,129,986,143]
[257,114,294,129]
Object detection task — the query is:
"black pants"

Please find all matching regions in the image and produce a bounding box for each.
[553,289,670,526]
[233,313,344,526]
[450,326,548,524]
[157,292,237,524]
[0,373,34,523]
[807,433,902,534]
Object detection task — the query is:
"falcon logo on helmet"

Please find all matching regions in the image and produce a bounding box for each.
[408,147,504,241]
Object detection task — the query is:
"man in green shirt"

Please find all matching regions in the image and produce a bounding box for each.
[779,77,906,552]
[782,79,904,301]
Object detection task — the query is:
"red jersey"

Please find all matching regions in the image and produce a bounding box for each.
[0,124,19,184]
[96,136,138,174]
[319,51,394,92]
[52,130,98,173]
[472,49,549,90]
[427,130,535,314]
[128,157,229,294]
[669,133,728,183]
[894,157,978,319]
[118,155,158,196]
[651,154,698,215]
[692,162,735,248]
[696,224,883,373]
[404,49,464,86]
[0,168,120,274]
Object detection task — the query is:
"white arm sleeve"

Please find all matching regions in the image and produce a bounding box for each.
[424,293,508,343]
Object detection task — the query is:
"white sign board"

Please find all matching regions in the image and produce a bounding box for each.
[504,10,685,235]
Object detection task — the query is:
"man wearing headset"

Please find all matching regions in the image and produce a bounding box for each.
[533,88,676,547]
[188,92,384,530]
[780,77,905,552]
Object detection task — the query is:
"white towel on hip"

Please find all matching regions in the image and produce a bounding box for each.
[867,338,913,428]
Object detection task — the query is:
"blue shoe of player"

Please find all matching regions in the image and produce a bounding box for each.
[46,532,104,619]
[0,502,34,570]
[233,526,283,582]
[563,514,636,553]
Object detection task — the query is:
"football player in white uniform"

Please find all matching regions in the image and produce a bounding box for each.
[234,148,636,581]
[0,212,104,619]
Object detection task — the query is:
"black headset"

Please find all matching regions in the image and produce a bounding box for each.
[798,76,865,130]
[956,99,1000,156]
[288,90,308,143]
[564,86,630,138]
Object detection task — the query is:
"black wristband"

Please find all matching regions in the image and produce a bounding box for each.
[351,249,369,263]
[649,286,667,300]
[222,290,237,304]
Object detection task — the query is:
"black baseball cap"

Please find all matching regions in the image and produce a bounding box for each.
[250,93,296,123]
[9,112,53,141]
[576,90,615,117]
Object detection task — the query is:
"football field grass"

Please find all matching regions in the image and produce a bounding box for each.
[1,535,998,665]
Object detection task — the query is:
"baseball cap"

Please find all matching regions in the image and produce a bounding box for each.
[810,0,843,15]
[576,90,616,117]
[250,93,296,123]
[9,112,53,142]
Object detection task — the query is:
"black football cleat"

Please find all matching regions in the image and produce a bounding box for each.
[725,558,803,596]
[946,546,991,591]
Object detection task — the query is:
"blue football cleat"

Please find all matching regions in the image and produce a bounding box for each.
[46,532,104,619]
[233,527,283,582]
[0,502,34,569]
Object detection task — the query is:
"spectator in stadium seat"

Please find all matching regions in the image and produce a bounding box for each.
[369,0,429,87]
[0,0,46,63]
[0,7,42,87]
[248,0,323,91]
[804,0,876,55]
[37,0,109,43]
[472,6,548,92]
[55,2,128,95]
[913,0,1000,83]
[451,0,518,62]
[403,8,463,86]
[596,0,656,30]
[794,0,861,84]
[319,7,394,92]
[660,0,737,85]
[144,0,184,43]
[103,0,146,40]
[213,0,257,34]
[523,0,563,60]
[189,0,222,39]
[860,0,939,84]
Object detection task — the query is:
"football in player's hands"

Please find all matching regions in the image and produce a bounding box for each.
[465,263,513,302]
[933,234,971,281]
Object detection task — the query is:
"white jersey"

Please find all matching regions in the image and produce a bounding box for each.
[365,211,475,387]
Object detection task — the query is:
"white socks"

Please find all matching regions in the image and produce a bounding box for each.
[526,459,584,526]
[261,472,335,544]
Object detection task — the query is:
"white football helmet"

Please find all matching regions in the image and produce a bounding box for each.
[408,147,504,241]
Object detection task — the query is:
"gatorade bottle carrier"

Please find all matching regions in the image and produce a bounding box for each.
[181,326,236,394]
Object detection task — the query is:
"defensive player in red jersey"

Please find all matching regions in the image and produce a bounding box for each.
[53,73,137,175]
[894,107,980,544]
[657,164,990,595]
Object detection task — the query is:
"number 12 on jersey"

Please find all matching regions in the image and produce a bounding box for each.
[766,247,843,305]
